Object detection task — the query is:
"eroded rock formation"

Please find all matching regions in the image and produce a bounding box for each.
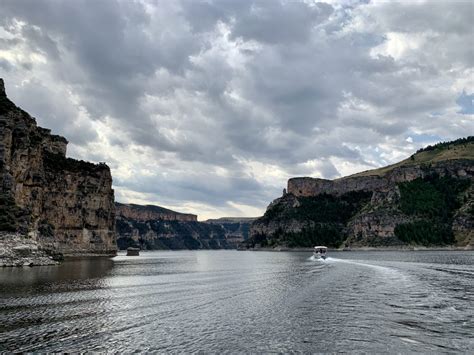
[249,139,474,249]
[115,203,233,250]
[0,78,116,260]
[288,160,473,197]
[116,202,197,222]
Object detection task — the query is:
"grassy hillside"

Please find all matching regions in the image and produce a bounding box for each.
[348,137,473,178]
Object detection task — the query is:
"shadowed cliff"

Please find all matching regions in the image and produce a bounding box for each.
[115,202,254,250]
[0,78,116,265]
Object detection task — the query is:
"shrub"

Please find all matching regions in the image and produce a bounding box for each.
[395,221,454,246]
[396,175,471,245]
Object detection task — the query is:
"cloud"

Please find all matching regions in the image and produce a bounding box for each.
[0,0,472,219]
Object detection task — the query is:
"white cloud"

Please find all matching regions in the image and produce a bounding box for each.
[0,0,472,218]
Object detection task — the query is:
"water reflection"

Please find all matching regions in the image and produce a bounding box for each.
[0,251,473,352]
[0,257,114,294]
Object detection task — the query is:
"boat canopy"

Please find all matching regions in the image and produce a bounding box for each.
[314,246,327,250]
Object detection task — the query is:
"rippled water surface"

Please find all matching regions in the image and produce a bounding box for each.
[1,250,473,352]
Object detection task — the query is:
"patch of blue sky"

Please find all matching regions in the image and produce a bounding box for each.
[456,91,473,115]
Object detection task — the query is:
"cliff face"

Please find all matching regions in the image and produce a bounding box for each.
[249,138,474,249]
[116,202,197,222]
[204,217,257,246]
[288,160,473,197]
[115,203,233,250]
[0,79,116,257]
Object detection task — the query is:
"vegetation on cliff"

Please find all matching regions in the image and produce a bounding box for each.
[394,175,471,246]
[247,191,371,248]
[116,218,231,250]
[415,136,473,154]
[43,151,109,175]
[351,136,473,178]
[247,137,473,249]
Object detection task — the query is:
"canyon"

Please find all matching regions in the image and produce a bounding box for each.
[1,77,472,264]
[115,203,254,250]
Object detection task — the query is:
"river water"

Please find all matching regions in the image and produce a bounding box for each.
[0,250,473,352]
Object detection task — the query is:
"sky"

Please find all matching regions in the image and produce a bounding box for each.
[0,0,473,220]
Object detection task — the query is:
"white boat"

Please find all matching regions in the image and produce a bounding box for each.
[313,246,327,260]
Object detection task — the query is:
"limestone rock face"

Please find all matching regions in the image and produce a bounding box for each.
[288,161,474,197]
[115,203,232,250]
[0,232,60,267]
[0,78,116,257]
[116,202,197,222]
[204,217,257,246]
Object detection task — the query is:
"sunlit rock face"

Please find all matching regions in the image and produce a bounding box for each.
[0,78,116,256]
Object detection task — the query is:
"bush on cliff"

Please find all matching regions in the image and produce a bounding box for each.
[395,221,454,246]
[396,175,470,246]
[281,224,344,248]
[262,191,371,224]
[249,191,371,248]
[399,175,470,220]
[415,136,473,154]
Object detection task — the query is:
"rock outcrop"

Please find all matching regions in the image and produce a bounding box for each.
[0,78,116,265]
[0,232,60,267]
[116,202,197,222]
[248,138,474,249]
[288,160,473,197]
[115,203,233,250]
[204,217,257,246]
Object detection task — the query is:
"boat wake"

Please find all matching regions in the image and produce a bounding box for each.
[327,257,409,282]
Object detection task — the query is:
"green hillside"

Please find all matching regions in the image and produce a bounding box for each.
[349,137,473,178]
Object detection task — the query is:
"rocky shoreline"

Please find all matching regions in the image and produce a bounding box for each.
[0,233,60,267]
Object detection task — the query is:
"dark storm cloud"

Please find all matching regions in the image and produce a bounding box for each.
[0,0,472,217]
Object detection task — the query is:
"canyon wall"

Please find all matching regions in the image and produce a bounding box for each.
[249,141,473,249]
[205,217,257,246]
[115,203,234,250]
[116,202,197,222]
[0,79,116,257]
[288,160,473,197]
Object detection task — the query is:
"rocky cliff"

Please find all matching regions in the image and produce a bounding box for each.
[115,203,234,250]
[116,202,197,222]
[0,78,116,262]
[248,138,474,249]
[204,217,257,246]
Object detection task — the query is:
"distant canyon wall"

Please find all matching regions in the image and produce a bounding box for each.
[116,202,197,222]
[115,204,254,250]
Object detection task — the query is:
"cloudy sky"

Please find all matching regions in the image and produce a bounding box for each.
[0,0,472,219]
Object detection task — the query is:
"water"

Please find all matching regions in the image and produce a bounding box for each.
[1,250,473,352]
